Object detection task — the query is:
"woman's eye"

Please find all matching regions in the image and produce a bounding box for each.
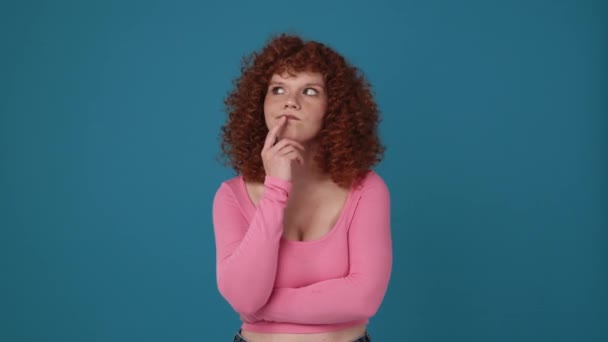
[271,87,285,95]
[303,88,318,96]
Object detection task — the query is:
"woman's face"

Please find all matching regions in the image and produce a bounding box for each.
[263,71,327,144]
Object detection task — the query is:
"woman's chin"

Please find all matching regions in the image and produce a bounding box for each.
[278,129,317,145]
[278,132,303,142]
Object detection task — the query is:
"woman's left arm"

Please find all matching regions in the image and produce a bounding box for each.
[254,175,392,324]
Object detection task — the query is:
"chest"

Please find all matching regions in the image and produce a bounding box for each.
[282,191,348,241]
[246,182,349,242]
[243,180,353,287]
[275,234,350,287]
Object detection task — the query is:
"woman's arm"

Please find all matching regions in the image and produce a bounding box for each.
[212,176,291,315]
[254,175,392,324]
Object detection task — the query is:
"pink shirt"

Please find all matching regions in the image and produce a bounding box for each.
[212,171,392,333]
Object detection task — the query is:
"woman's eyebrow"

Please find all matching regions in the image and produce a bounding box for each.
[268,81,324,88]
[304,83,325,88]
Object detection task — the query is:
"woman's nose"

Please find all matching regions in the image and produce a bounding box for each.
[284,94,300,109]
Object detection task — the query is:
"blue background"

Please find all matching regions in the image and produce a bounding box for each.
[1,0,606,341]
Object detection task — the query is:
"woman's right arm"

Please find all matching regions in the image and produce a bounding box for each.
[212,176,291,315]
[214,116,303,315]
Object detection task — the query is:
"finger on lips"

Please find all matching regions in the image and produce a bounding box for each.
[263,116,287,150]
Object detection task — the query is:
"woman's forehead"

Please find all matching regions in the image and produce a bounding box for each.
[269,71,324,84]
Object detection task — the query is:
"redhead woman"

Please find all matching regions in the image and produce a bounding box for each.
[213,33,392,342]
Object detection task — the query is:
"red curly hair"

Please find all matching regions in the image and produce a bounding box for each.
[220,33,385,188]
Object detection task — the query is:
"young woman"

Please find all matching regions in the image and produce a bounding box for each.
[213,33,392,342]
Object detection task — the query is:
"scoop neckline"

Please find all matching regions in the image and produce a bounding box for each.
[239,176,354,245]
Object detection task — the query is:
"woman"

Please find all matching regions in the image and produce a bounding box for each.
[213,33,392,342]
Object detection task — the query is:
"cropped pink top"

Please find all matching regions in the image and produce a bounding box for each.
[212,171,392,333]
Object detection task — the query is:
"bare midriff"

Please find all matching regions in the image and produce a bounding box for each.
[240,324,366,342]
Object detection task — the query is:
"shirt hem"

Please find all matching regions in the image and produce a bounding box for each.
[241,319,368,334]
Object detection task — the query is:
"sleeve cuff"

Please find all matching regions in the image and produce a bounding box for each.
[264,176,293,194]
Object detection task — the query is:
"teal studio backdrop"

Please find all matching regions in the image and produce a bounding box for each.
[1,0,606,341]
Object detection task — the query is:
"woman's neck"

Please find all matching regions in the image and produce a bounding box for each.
[290,143,332,190]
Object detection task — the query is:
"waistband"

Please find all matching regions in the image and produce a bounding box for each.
[233,330,372,342]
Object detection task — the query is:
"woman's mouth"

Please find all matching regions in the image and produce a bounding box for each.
[280,114,300,121]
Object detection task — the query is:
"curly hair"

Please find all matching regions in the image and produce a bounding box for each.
[220,33,384,188]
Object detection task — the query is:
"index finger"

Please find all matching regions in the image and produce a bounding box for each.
[263,116,287,150]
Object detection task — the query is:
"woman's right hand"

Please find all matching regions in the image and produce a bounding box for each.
[261,116,305,182]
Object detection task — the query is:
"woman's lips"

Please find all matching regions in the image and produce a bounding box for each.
[280,114,300,120]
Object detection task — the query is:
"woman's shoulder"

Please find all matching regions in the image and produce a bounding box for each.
[356,170,389,193]
[221,174,244,188]
[214,175,246,199]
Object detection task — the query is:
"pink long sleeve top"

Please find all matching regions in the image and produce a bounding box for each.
[212,170,392,334]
